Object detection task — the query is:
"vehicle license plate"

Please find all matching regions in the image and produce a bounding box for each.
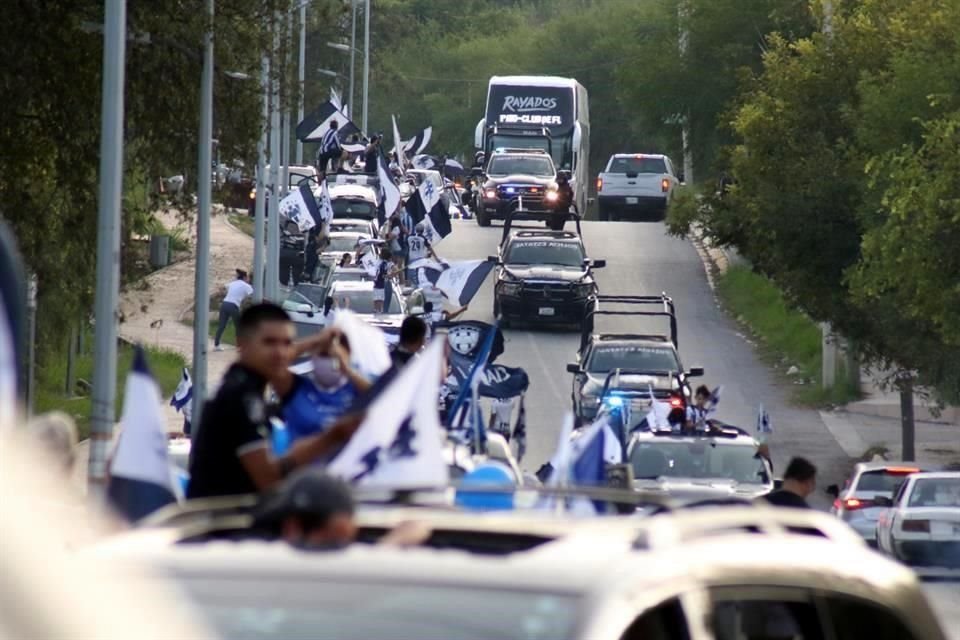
[626,197,638,204]
[539,307,555,316]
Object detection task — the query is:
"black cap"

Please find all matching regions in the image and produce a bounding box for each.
[253,469,355,527]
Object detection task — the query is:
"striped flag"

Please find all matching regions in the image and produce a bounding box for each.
[108,347,177,522]
[414,259,493,306]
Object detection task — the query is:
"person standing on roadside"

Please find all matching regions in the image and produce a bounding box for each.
[214,269,253,351]
[760,457,817,509]
[188,304,362,499]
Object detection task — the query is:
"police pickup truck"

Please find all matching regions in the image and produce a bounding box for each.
[596,154,681,221]
[477,148,570,230]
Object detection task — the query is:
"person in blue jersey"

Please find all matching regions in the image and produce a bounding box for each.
[272,328,372,446]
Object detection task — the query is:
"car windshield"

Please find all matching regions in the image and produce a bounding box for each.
[330,287,402,314]
[587,345,678,374]
[333,199,376,219]
[177,578,579,640]
[288,172,314,188]
[487,156,555,177]
[288,284,328,308]
[630,440,769,484]
[505,240,584,267]
[854,468,921,494]
[326,236,364,253]
[908,477,960,507]
[607,157,667,174]
[330,222,371,234]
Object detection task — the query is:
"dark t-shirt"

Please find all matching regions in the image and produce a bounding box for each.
[762,489,810,509]
[187,364,270,499]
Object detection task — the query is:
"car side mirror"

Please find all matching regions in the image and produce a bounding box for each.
[873,495,894,508]
[687,366,705,377]
[566,363,581,374]
[487,255,499,263]
[826,484,840,499]
[677,172,686,183]
[592,259,606,269]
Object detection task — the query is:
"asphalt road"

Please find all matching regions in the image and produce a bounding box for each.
[441,218,852,507]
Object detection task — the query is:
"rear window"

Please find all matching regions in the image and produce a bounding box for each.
[854,469,920,494]
[908,477,960,507]
[177,578,580,640]
[333,199,376,219]
[608,157,667,174]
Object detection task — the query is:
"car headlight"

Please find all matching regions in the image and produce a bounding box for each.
[581,394,600,409]
[572,282,594,297]
[545,189,558,202]
[484,189,498,200]
[499,282,522,296]
[249,188,256,199]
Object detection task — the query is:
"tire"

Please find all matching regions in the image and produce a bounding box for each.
[476,208,491,227]
[548,216,565,231]
[598,202,609,221]
[493,295,501,318]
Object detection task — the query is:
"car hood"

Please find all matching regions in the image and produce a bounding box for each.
[632,477,771,500]
[581,372,673,396]
[485,175,555,187]
[503,264,587,282]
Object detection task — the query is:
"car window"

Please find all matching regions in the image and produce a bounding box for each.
[331,223,370,234]
[630,440,769,484]
[894,480,911,505]
[505,240,584,267]
[908,477,960,507]
[621,598,692,640]
[710,587,825,640]
[332,199,376,219]
[608,157,668,174]
[587,345,679,374]
[824,595,919,640]
[488,156,555,177]
[176,578,580,640]
[331,287,402,314]
[326,236,364,253]
[854,468,921,494]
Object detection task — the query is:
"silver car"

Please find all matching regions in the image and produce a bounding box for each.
[828,461,933,545]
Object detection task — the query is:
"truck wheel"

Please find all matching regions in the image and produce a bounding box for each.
[476,208,492,227]
[547,216,566,231]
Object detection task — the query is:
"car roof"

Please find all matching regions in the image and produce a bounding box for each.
[854,461,936,472]
[330,218,373,225]
[507,230,581,243]
[906,471,960,480]
[327,231,368,239]
[631,430,758,446]
[330,280,374,292]
[590,335,674,347]
[610,153,667,160]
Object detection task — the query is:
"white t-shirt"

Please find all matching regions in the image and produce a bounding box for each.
[224,279,254,306]
[407,234,430,262]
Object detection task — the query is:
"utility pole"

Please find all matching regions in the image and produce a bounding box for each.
[253,55,268,301]
[349,0,357,118]
[362,0,370,133]
[678,0,694,185]
[266,12,282,300]
[88,0,127,495]
[282,9,293,190]
[296,1,306,165]
[190,0,215,428]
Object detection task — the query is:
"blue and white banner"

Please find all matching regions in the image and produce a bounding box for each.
[378,152,402,222]
[170,368,192,422]
[756,404,772,434]
[415,259,493,306]
[332,309,392,379]
[278,183,320,232]
[108,347,177,522]
[328,339,447,488]
[448,353,528,399]
[316,180,335,225]
[394,128,432,156]
[296,100,361,142]
[403,178,452,244]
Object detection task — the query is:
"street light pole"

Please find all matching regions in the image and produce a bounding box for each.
[88,0,127,495]
[253,55,268,302]
[362,0,370,133]
[296,1,306,164]
[349,0,357,119]
[190,0,215,428]
[266,12,282,301]
[281,11,292,194]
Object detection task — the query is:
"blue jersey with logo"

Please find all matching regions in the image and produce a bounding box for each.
[282,375,358,441]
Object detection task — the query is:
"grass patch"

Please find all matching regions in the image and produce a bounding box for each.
[228,213,257,238]
[35,331,187,440]
[716,264,860,407]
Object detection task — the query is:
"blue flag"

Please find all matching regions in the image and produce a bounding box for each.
[108,347,177,522]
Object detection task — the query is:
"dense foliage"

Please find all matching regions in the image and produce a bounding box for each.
[671,0,960,400]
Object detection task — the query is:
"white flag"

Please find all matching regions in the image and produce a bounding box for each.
[377,153,401,218]
[317,180,335,224]
[417,259,494,306]
[392,114,407,173]
[328,339,448,488]
[332,309,392,379]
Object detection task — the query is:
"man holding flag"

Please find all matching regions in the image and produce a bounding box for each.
[316,120,343,174]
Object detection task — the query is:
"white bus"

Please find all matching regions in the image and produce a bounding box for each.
[475,75,590,215]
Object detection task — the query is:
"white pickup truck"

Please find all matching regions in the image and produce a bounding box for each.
[596,153,680,221]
